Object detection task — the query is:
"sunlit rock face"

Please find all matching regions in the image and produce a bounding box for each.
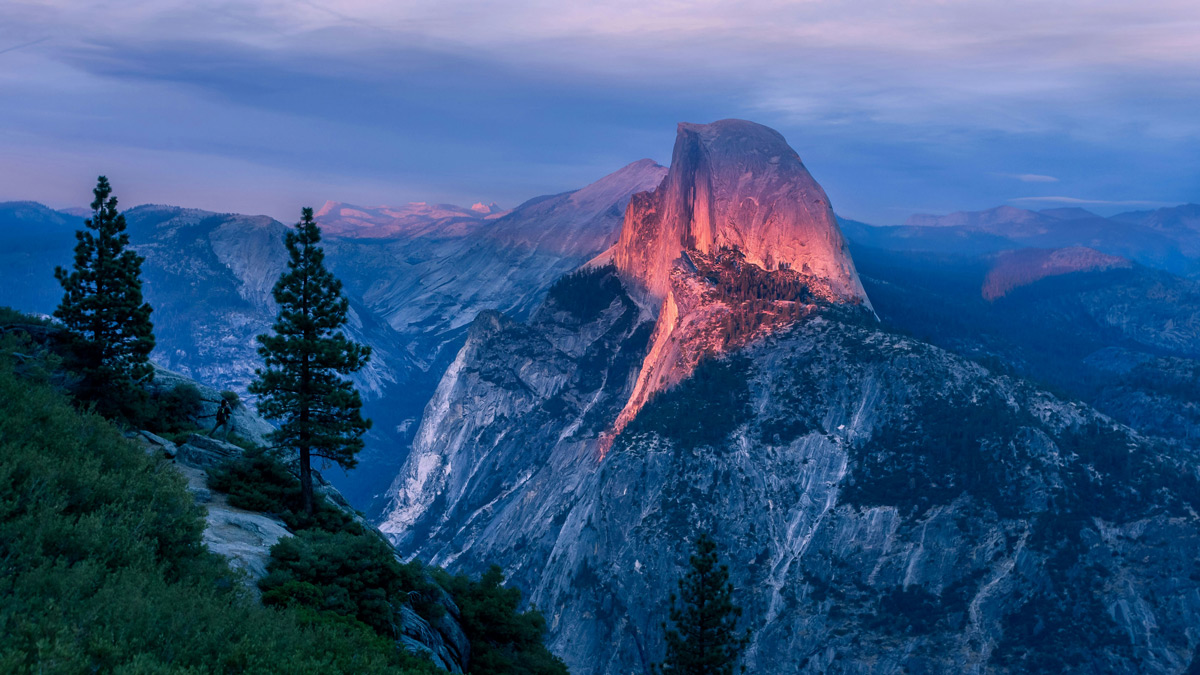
[612,120,869,305]
[606,120,872,435]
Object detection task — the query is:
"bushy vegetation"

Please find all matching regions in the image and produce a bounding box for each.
[435,566,569,675]
[617,356,753,452]
[546,265,624,322]
[261,529,441,636]
[0,337,435,674]
[695,247,817,348]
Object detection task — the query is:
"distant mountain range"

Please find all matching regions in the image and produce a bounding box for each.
[842,203,1200,277]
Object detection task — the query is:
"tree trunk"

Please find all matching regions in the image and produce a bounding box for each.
[300,444,314,515]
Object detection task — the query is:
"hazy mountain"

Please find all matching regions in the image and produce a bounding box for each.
[842,204,1200,277]
[981,246,1132,300]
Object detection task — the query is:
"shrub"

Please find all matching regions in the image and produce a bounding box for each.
[260,529,440,637]
[208,447,363,534]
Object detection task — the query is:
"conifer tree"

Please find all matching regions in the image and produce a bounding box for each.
[54,176,155,399]
[251,207,371,515]
[653,533,749,675]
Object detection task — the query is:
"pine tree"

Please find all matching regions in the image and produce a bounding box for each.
[653,533,749,675]
[250,207,371,515]
[54,176,155,400]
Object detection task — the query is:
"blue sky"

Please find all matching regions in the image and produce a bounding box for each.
[1,0,1198,224]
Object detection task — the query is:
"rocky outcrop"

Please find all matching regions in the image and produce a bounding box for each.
[125,377,472,672]
[603,120,872,433]
[612,120,868,306]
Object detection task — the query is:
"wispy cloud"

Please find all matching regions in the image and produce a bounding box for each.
[0,36,50,56]
[1010,196,1172,207]
[1006,174,1059,183]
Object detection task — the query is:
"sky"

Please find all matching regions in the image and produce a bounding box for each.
[1,0,1198,224]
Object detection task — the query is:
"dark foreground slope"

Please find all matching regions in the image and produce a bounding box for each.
[382,268,1200,675]
[0,331,436,673]
[0,316,565,675]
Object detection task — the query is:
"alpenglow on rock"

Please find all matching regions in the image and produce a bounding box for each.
[611,119,870,306]
[604,120,873,435]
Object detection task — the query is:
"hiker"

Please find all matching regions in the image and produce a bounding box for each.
[208,398,234,440]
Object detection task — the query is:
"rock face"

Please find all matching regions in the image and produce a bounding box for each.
[382,272,1200,674]
[612,120,868,306]
[606,120,871,433]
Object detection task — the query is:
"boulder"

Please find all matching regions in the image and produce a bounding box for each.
[177,434,243,469]
[138,429,178,458]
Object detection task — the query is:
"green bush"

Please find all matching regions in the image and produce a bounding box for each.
[0,342,435,673]
[436,566,569,675]
[261,529,441,636]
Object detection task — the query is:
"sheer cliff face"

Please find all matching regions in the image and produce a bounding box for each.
[612,120,869,305]
[607,120,871,434]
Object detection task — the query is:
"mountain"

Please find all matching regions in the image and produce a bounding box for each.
[843,204,1200,277]
[377,120,1200,673]
[604,120,870,435]
[613,121,867,304]
[981,246,1132,300]
[0,159,665,507]
[314,200,507,239]
[380,271,1200,675]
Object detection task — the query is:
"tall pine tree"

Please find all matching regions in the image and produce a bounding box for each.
[653,533,749,675]
[54,176,155,400]
[251,207,371,515]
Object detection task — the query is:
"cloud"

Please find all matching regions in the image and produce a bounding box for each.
[1009,196,1172,207]
[1007,174,1059,183]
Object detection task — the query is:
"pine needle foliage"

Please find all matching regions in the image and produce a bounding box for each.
[653,534,749,675]
[53,176,155,399]
[250,207,371,515]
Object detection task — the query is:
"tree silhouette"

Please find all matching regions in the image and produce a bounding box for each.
[653,533,749,675]
[250,207,371,515]
[54,176,155,404]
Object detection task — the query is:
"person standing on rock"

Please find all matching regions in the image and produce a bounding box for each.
[208,398,233,440]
